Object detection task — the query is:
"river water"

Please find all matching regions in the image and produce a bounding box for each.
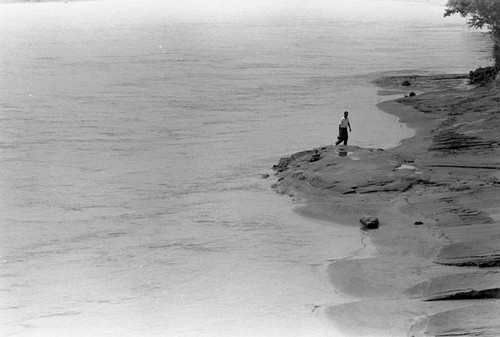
[0,0,490,336]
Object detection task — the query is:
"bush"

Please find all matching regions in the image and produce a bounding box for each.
[445,0,500,68]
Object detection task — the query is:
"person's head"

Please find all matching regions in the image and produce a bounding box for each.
[344,111,349,117]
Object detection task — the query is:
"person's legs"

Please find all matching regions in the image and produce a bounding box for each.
[337,127,347,146]
[335,128,343,145]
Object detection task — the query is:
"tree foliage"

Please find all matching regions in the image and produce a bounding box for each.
[445,0,500,69]
[445,0,500,32]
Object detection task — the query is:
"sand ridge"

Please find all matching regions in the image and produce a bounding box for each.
[272,75,500,336]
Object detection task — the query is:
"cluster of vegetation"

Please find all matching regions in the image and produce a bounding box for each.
[445,0,500,71]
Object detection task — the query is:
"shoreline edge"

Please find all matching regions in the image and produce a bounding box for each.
[272,73,500,336]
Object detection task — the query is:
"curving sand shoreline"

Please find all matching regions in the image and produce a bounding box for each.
[272,74,500,336]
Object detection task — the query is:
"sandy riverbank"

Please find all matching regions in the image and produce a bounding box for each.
[272,74,500,336]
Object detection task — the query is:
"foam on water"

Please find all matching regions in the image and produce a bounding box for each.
[0,0,491,336]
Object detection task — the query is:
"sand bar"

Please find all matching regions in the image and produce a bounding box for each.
[272,74,500,336]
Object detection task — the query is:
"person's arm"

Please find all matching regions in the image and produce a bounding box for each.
[348,120,352,132]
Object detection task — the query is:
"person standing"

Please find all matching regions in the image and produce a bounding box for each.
[335,111,352,145]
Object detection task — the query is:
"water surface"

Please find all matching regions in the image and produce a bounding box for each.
[0,0,491,336]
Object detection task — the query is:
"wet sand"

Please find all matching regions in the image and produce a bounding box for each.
[272,74,500,336]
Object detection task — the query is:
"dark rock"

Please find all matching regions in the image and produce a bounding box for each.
[414,221,424,225]
[338,149,347,157]
[409,92,416,97]
[360,216,379,229]
[310,150,321,162]
[468,66,499,85]
[260,173,270,179]
[402,80,411,86]
[272,157,292,172]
